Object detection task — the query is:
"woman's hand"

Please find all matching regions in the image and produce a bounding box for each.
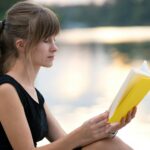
[78,111,111,146]
[77,107,137,147]
[107,107,137,136]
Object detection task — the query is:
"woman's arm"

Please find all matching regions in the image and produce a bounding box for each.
[0,84,111,150]
[44,102,66,142]
[0,84,80,150]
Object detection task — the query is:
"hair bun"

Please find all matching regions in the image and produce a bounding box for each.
[0,20,5,33]
[0,21,3,30]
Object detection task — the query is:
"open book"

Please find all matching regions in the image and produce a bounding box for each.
[109,60,150,123]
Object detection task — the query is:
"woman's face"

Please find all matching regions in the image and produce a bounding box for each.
[31,35,58,68]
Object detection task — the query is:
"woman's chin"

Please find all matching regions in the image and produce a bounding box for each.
[44,63,53,68]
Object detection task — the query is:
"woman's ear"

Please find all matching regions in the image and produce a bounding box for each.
[15,39,26,52]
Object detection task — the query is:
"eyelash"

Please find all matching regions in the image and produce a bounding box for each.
[43,39,50,43]
[43,38,56,43]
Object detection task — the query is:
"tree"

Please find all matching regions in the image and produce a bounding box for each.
[0,0,24,19]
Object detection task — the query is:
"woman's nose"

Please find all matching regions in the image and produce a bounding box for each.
[50,42,58,52]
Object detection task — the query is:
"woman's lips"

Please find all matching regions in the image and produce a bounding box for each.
[48,56,54,59]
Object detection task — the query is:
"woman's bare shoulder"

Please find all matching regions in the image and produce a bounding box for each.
[0,82,16,92]
[0,83,19,104]
[0,83,24,117]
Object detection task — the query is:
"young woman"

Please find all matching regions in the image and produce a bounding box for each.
[0,1,136,150]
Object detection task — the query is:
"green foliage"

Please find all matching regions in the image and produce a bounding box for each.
[0,0,150,28]
[51,0,150,28]
[0,0,25,19]
[108,42,150,61]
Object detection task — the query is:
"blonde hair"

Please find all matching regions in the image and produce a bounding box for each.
[0,1,60,74]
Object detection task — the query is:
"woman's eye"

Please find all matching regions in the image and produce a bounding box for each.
[43,39,49,43]
[43,37,56,43]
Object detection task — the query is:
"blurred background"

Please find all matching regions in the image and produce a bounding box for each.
[1,0,150,149]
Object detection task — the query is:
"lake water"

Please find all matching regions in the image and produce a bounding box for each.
[36,27,150,149]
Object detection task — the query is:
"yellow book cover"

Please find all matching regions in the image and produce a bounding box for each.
[109,61,150,123]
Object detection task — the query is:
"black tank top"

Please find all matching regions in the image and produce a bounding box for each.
[0,74,48,149]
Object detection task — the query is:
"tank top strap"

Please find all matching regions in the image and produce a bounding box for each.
[0,74,25,105]
[0,74,45,107]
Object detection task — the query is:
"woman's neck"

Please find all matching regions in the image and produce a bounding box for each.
[6,59,40,87]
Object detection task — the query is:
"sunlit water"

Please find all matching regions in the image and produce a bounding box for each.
[35,28,150,149]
